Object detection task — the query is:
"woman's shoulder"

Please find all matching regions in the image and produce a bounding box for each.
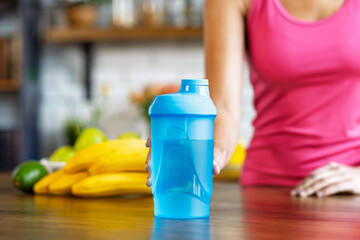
[205,0,251,17]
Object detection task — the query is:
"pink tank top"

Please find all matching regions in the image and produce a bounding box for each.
[240,0,360,186]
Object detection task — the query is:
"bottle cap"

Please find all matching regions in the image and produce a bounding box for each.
[148,79,217,116]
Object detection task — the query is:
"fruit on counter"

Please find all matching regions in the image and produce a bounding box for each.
[64,139,147,174]
[49,146,76,162]
[34,170,66,194]
[214,141,246,181]
[72,173,151,197]
[31,138,150,198]
[88,147,148,175]
[229,140,246,165]
[64,140,123,173]
[74,127,107,151]
[12,161,48,193]
[49,172,88,195]
[118,131,141,139]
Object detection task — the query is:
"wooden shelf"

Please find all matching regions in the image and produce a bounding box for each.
[44,27,203,43]
[43,27,203,99]
[0,80,20,92]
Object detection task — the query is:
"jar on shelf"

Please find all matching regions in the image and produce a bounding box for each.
[112,0,138,28]
[165,0,187,28]
[188,0,204,28]
[142,0,165,28]
[97,1,113,28]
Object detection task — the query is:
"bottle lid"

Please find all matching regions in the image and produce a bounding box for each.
[181,79,208,86]
[148,79,217,116]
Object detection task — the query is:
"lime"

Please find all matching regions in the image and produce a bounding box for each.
[74,127,107,151]
[12,161,48,193]
[118,131,141,139]
[50,146,76,162]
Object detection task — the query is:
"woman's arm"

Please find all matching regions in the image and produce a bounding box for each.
[145,0,249,186]
[204,0,249,174]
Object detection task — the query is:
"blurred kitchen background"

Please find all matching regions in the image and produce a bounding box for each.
[0,0,255,170]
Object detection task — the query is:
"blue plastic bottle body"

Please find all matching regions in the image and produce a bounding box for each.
[151,116,214,218]
[149,79,217,219]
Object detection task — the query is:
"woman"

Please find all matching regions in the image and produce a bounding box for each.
[146,0,360,198]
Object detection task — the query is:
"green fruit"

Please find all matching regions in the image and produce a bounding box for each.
[118,131,141,139]
[59,149,76,162]
[50,146,76,162]
[74,127,107,151]
[12,161,48,193]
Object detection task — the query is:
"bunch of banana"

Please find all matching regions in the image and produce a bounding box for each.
[63,139,147,173]
[34,139,152,197]
[214,141,246,181]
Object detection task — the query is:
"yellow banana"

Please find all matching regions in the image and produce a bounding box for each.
[214,166,243,181]
[33,170,66,194]
[63,139,146,174]
[72,173,151,197]
[229,140,246,165]
[49,172,88,195]
[88,148,148,175]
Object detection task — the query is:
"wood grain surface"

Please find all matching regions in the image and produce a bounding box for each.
[1,173,360,240]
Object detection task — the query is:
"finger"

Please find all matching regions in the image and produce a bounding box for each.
[146,137,151,147]
[292,162,340,195]
[319,180,353,197]
[213,148,226,175]
[296,167,341,196]
[146,171,152,187]
[300,162,340,187]
[213,162,221,175]
[145,149,151,172]
[301,174,350,197]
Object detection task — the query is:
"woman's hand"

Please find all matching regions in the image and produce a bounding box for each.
[291,162,360,198]
[213,147,227,175]
[145,137,152,187]
[145,136,227,187]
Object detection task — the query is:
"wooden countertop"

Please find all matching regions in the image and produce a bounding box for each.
[1,172,360,240]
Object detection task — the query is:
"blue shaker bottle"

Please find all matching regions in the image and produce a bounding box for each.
[149,79,217,218]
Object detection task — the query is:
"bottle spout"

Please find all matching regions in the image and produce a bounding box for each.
[178,79,210,96]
